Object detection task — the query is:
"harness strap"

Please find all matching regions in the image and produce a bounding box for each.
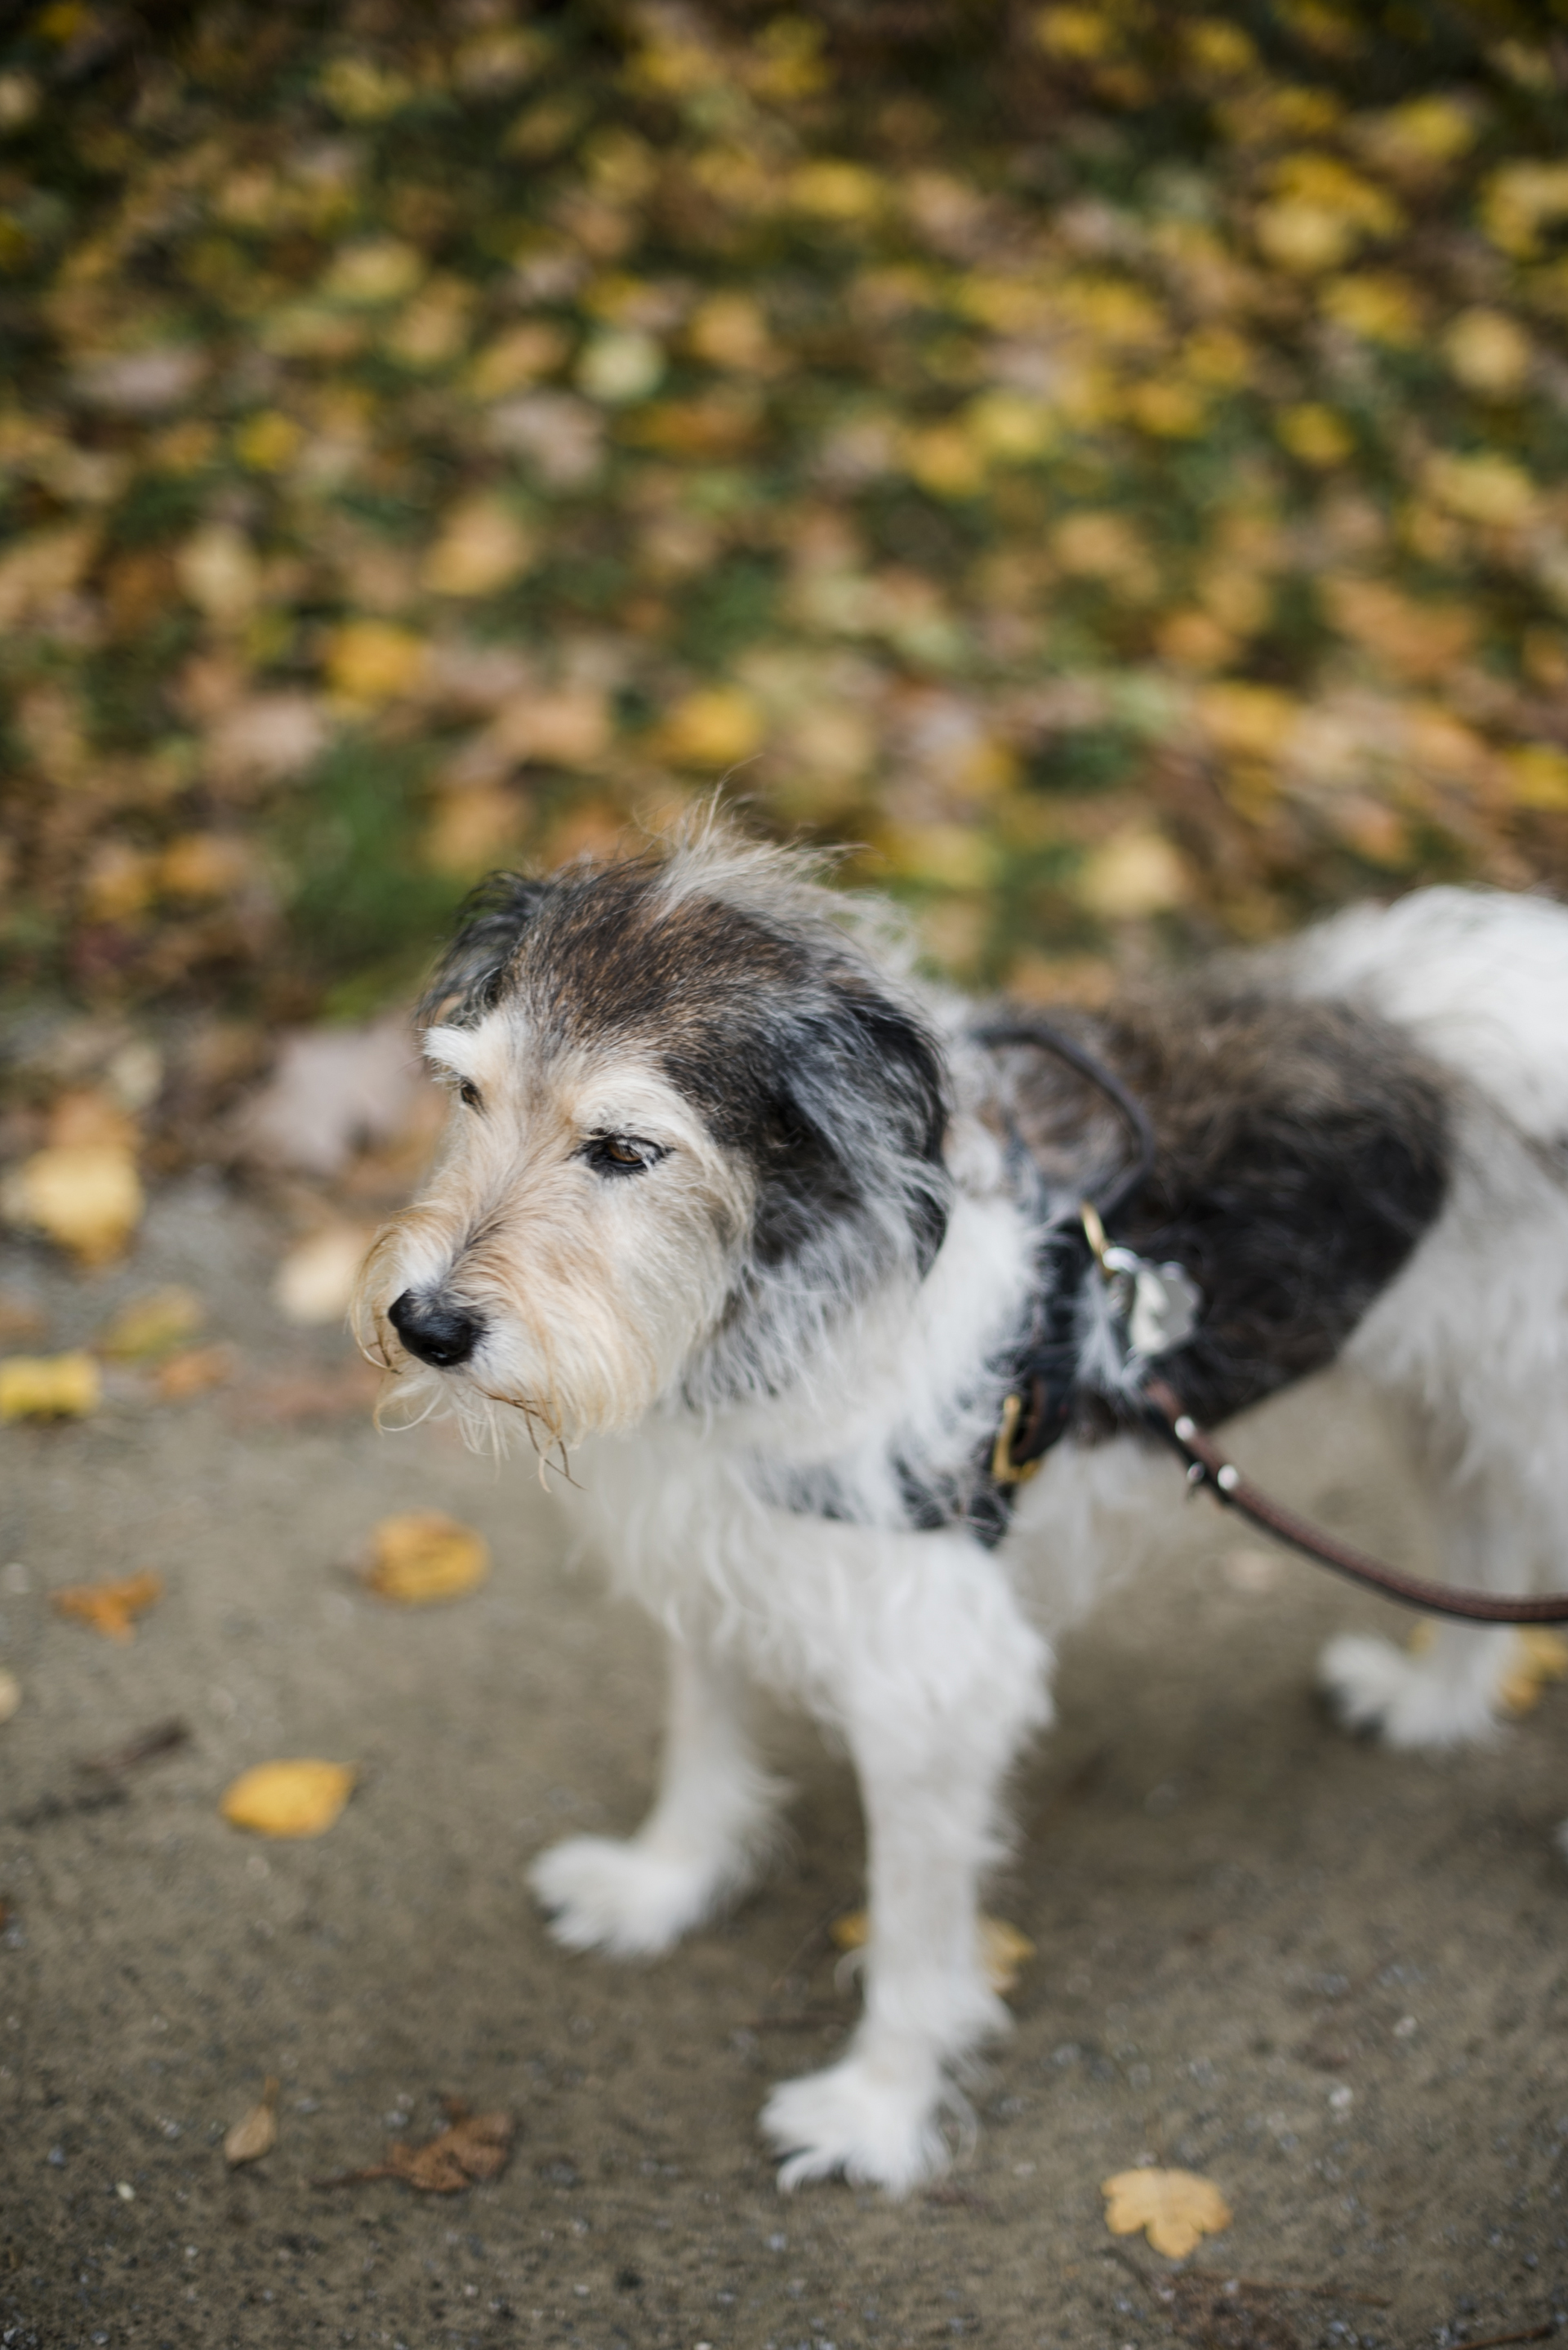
[973,1018,1568,1626]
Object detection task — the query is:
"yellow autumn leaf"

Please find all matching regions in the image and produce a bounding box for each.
[421,498,536,597]
[272,1226,373,1326]
[51,1569,162,1642]
[364,1510,491,1605]
[220,1760,357,1839]
[1499,1628,1568,1717]
[233,410,303,471]
[831,1911,1035,1995]
[2,1145,143,1266]
[658,685,766,769]
[319,237,424,305]
[1424,452,1535,529]
[1102,2166,1233,2260]
[788,160,884,220]
[1442,310,1530,399]
[1320,273,1422,347]
[324,621,428,704]
[1504,745,1568,811]
[1079,828,1190,921]
[96,1286,204,1362]
[1276,403,1352,466]
[0,1351,102,1422]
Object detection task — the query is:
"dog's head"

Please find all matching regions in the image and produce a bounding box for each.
[355,824,951,1453]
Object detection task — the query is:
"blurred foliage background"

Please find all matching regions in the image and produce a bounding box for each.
[4,0,1568,1054]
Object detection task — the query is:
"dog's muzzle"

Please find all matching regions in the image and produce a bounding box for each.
[388,1289,485,1369]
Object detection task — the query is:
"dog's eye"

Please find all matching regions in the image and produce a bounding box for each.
[458,1080,482,1109]
[584,1134,664,1176]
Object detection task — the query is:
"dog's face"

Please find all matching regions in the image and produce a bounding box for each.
[356,840,951,1452]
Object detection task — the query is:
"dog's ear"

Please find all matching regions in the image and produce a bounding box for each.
[419,872,554,1026]
[751,976,951,1273]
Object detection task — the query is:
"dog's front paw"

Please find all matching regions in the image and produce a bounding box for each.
[528,1835,721,1958]
[1318,1632,1499,1750]
[761,2057,949,2196]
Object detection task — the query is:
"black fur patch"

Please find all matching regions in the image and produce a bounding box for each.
[994,983,1453,1429]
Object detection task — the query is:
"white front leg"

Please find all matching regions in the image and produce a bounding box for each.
[531,1634,784,1957]
[761,1529,1052,2193]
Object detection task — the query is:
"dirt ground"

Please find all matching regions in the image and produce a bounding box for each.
[4,1176,1568,2350]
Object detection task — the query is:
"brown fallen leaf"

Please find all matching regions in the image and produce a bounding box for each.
[0,1351,102,1422]
[225,2076,279,2167]
[230,1360,381,1425]
[96,1285,204,1361]
[51,1571,163,1643]
[318,2098,514,2193]
[220,1759,356,1838]
[2,1144,144,1266]
[831,1910,1034,1995]
[272,1226,374,1325]
[154,1343,238,1401]
[363,1512,490,1605]
[1102,2166,1234,2261]
[0,1292,48,1345]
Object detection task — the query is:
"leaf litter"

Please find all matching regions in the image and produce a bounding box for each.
[224,2076,279,2168]
[362,1512,490,1605]
[1102,2165,1234,2260]
[317,2097,515,2195]
[220,1760,357,1839]
[0,1352,102,1422]
[50,1570,163,1642]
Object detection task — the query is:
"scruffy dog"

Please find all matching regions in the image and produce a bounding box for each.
[357,818,1568,2193]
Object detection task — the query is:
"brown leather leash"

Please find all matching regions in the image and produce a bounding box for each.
[1140,1373,1568,1625]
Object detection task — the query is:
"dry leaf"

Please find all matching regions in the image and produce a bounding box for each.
[0,1293,47,1345]
[322,2098,514,2194]
[364,1512,490,1605]
[154,1344,238,1401]
[831,1911,1034,1995]
[225,2076,279,2166]
[51,1570,163,1643]
[272,1227,373,1325]
[233,1361,381,1425]
[2,1144,143,1265]
[96,1286,204,1362]
[0,1351,102,1422]
[1102,2166,1234,2260]
[0,1668,20,1725]
[1499,1627,1568,1717]
[220,1759,356,1838]
[45,1089,140,1153]
[421,497,535,596]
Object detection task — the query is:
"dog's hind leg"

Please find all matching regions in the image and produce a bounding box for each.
[762,1531,1051,2194]
[530,1635,785,1957]
[1317,1454,1535,1750]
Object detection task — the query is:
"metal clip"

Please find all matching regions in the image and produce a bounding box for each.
[991,1390,1041,1487]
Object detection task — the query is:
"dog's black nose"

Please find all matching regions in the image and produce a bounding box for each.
[388,1290,483,1369]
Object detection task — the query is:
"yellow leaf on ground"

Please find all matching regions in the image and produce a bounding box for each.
[51,1570,163,1643]
[154,1344,238,1401]
[225,2077,279,2166]
[3,1144,143,1265]
[421,498,536,596]
[96,1286,204,1361]
[1102,2166,1233,2259]
[0,1351,103,1422]
[831,1911,1034,1995]
[1079,828,1190,921]
[657,685,765,769]
[324,621,427,704]
[1499,1628,1568,1717]
[365,1511,490,1605]
[220,1760,356,1839]
[272,1227,373,1326]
